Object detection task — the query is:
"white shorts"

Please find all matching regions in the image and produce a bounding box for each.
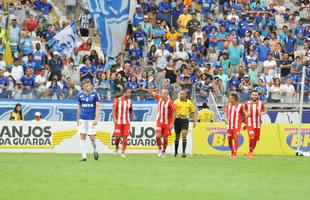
[78,120,97,135]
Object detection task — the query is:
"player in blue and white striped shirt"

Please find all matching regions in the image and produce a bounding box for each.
[77,79,101,161]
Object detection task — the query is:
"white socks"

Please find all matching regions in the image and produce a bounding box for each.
[91,140,97,152]
[80,140,86,158]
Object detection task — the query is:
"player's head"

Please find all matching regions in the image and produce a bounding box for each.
[179,90,187,101]
[82,79,92,93]
[161,89,169,99]
[229,93,238,103]
[122,88,131,99]
[251,90,259,102]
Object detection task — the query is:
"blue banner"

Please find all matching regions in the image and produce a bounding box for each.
[47,22,77,56]
[88,0,133,57]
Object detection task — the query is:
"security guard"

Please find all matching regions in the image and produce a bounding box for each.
[174,90,196,157]
[198,102,214,122]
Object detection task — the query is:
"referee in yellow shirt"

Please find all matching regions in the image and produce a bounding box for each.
[198,103,214,122]
[174,91,196,157]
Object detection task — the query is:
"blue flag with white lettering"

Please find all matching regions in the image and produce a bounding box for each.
[88,0,134,58]
[47,22,77,56]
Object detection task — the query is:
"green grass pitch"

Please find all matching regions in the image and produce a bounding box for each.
[0,154,309,200]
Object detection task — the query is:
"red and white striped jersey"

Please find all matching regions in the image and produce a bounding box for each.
[155,94,176,125]
[225,103,244,131]
[113,97,132,125]
[244,100,265,129]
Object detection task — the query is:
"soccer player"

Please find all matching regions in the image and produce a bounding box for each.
[174,91,196,157]
[149,87,176,158]
[244,90,267,160]
[77,79,101,161]
[224,93,244,159]
[112,88,136,158]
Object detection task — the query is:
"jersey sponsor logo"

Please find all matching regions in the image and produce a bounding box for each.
[286,132,310,152]
[81,103,94,107]
[208,131,244,151]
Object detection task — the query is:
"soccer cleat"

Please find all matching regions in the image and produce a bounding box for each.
[231,151,236,160]
[121,153,126,158]
[248,152,254,160]
[113,149,119,155]
[157,150,162,157]
[161,152,166,158]
[80,157,87,162]
[182,153,186,158]
[174,153,178,157]
[94,151,99,161]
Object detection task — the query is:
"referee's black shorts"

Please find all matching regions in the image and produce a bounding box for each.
[174,118,189,135]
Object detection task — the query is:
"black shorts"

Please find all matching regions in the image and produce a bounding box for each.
[174,118,189,135]
[80,28,89,37]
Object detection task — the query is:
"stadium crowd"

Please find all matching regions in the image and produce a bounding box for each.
[0,0,309,103]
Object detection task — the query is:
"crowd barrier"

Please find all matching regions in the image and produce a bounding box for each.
[0,121,309,155]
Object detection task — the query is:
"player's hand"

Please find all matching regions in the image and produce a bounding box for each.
[169,123,174,130]
[92,120,98,126]
[113,119,117,124]
[132,115,137,121]
[224,120,228,125]
[77,120,79,126]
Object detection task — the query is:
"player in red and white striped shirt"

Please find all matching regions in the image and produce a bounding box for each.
[225,93,244,159]
[244,90,267,160]
[112,89,136,158]
[149,88,176,158]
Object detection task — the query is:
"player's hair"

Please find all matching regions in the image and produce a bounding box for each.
[230,93,238,101]
[82,79,91,85]
[202,102,208,108]
[252,90,259,94]
[123,88,131,94]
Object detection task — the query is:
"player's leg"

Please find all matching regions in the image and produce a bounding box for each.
[233,131,240,156]
[89,121,99,160]
[227,131,234,157]
[80,133,87,161]
[253,128,261,150]
[89,134,99,160]
[156,124,163,155]
[114,124,121,154]
[78,120,87,161]
[121,124,130,157]
[174,119,181,157]
[247,128,255,160]
[181,119,189,158]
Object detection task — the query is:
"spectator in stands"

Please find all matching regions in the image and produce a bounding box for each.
[33,43,45,72]
[95,73,110,100]
[269,77,282,103]
[34,68,46,99]
[178,7,192,38]
[113,73,125,98]
[24,14,37,33]
[281,77,296,103]
[255,78,268,102]
[45,75,62,100]
[173,43,189,70]
[0,66,9,98]
[44,24,55,42]
[126,75,140,100]
[20,67,35,99]
[9,103,23,121]
[257,38,270,72]
[280,52,292,80]
[239,74,253,102]
[19,31,33,57]
[9,19,20,52]
[34,0,53,15]
[228,38,243,74]
[48,51,63,81]
[11,58,23,84]
[78,8,92,37]
[79,38,92,52]
[80,59,96,85]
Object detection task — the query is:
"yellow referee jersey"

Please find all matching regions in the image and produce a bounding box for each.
[198,109,214,122]
[174,99,195,119]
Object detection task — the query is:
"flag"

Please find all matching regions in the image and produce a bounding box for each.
[88,0,135,58]
[3,0,13,65]
[47,22,77,56]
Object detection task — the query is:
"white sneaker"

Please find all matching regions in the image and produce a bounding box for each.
[121,153,126,158]
[114,149,119,155]
[157,150,162,157]
[161,152,166,158]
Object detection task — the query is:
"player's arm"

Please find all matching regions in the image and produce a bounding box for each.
[129,107,137,121]
[210,111,214,123]
[93,101,100,125]
[76,104,81,126]
[170,108,176,130]
[224,106,228,124]
[259,103,267,116]
[148,78,157,97]
[112,100,117,124]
